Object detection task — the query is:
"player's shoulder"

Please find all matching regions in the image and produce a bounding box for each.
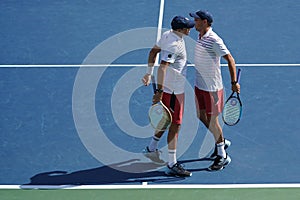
[209,30,224,43]
[160,31,179,48]
[161,30,177,41]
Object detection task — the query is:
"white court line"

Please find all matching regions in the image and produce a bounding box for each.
[0,63,300,68]
[1,183,300,190]
[154,0,165,66]
[156,0,165,43]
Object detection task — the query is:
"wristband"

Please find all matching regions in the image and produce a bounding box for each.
[231,81,238,85]
[155,89,163,93]
[146,66,154,75]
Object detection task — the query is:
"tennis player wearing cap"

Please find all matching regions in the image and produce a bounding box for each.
[141,16,194,177]
[189,10,240,171]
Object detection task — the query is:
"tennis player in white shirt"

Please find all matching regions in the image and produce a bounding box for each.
[142,16,194,177]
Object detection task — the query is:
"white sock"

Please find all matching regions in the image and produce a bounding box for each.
[148,136,160,152]
[217,142,226,158]
[168,149,177,167]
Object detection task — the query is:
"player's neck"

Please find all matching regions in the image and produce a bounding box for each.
[199,27,210,38]
[172,30,184,38]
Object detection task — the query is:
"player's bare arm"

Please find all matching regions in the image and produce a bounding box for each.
[142,45,161,86]
[223,53,240,93]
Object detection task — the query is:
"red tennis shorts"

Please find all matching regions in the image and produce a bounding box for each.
[194,87,224,116]
[162,92,184,125]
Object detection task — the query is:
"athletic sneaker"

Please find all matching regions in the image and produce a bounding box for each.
[208,154,231,171]
[165,163,192,177]
[210,139,231,159]
[142,147,166,165]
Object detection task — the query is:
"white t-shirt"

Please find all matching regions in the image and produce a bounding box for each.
[156,30,187,94]
[194,28,230,92]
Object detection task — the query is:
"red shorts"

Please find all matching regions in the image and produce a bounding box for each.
[194,87,224,116]
[162,92,184,125]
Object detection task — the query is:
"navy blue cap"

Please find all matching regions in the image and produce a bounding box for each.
[171,16,195,30]
[189,10,213,24]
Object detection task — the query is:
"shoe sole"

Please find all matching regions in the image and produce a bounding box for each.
[165,170,192,177]
[208,156,231,171]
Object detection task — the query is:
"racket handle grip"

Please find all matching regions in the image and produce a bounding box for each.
[237,68,241,83]
[151,75,157,93]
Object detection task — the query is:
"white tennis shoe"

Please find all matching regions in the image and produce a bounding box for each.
[208,154,231,171]
[142,147,166,165]
[210,139,231,159]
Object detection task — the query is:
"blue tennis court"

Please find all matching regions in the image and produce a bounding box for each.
[1,0,300,199]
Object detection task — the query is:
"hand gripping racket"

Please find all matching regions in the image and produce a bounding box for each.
[222,68,242,126]
[148,76,172,131]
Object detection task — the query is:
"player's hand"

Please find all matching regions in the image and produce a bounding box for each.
[152,92,162,105]
[232,82,240,93]
[142,74,151,86]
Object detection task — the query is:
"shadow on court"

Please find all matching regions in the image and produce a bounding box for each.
[23,159,179,186]
[179,158,211,173]
[22,159,210,186]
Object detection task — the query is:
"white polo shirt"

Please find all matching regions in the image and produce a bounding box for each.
[194,28,230,92]
[156,30,187,94]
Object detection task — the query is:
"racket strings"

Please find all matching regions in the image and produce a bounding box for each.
[149,105,172,131]
[223,99,241,125]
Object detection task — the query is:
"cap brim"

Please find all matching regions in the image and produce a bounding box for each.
[189,12,200,18]
[186,21,195,28]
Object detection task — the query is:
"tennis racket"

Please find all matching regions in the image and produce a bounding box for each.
[148,76,172,131]
[222,68,242,126]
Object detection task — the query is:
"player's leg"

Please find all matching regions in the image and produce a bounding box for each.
[167,123,180,168]
[207,114,231,171]
[165,93,191,177]
[142,129,166,165]
[143,93,173,164]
